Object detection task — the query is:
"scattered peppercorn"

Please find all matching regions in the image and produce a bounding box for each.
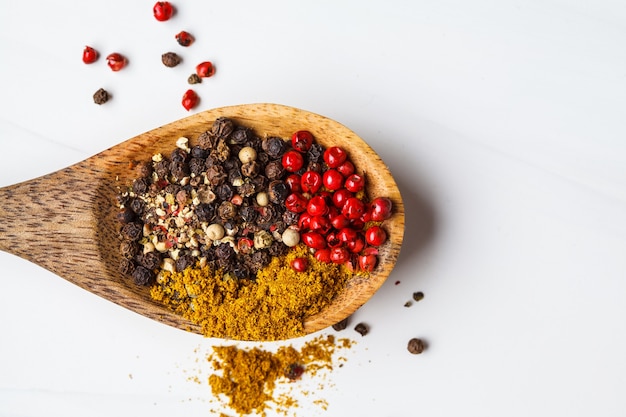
[354,322,369,336]
[404,301,413,307]
[188,73,202,84]
[413,291,424,302]
[93,88,110,105]
[175,30,194,46]
[332,317,349,331]
[407,338,426,354]
[284,363,305,380]
[161,52,182,67]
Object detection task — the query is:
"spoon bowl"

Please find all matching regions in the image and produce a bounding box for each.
[0,103,404,340]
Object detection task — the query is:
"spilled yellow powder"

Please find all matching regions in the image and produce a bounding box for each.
[150,244,356,340]
[207,334,353,416]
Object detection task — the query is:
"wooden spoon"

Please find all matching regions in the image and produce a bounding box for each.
[0,103,404,340]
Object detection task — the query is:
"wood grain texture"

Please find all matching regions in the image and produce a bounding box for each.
[0,103,404,340]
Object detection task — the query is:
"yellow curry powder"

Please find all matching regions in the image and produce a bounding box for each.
[207,334,353,416]
[150,244,357,340]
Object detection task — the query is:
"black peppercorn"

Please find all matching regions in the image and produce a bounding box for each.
[197,131,218,150]
[282,210,299,226]
[138,252,162,270]
[93,88,110,105]
[190,145,208,159]
[241,161,260,178]
[307,143,324,163]
[132,266,155,286]
[119,259,135,276]
[237,182,256,198]
[196,203,215,223]
[206,165,227,186]
[154,159,170,179]
[215,242,235,260]
[413,291,425,302]
[121,222,143,241]
[117,207,136,223]
[132,178,150,194]
[171,148,188,163]
[176,254,195,272]
[262,137,287,158]
[169,161,189,180]
[189,157,206,176]
[136,161,153,178]
[230,127,253,145]
[268,180,289,205]
[264,160,285,180]
[120,240,140,259]
[215,183,234,201]
[232,263,250,279]
[161,52,182,67]
[354,322,369,336]
[407,338,426,354]
[239,206,258,223]
[217,201,237,220]
[211,117,234,140]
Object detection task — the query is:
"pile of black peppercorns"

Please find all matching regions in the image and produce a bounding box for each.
[116,117,327,286]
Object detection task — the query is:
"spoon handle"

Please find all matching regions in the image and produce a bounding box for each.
[0,168,102,280]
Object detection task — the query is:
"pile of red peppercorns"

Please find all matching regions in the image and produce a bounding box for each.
[83,2,215,110]
[283,130,393,273]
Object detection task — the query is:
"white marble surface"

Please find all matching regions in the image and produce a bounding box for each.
[1,1,626,416]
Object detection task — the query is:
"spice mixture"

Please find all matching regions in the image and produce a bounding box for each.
[116,117,394,340]
[206,334,353,416]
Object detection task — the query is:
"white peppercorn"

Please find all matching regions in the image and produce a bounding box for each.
[205,223,225,241]
[281,228,300,247]
[238,146,257,163]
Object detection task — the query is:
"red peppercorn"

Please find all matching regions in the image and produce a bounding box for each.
[291,130,314,152]
[314,248,331,263]
[301,171,323,194]
[282,150,305,173]
[330,213,350,230]
[82,46,99,64]
[175,31,194,46]
[337,227,358,243]
[181,89,198,111]
[342,197,366,220]
[336,160,355,177]
[291,257,308,272]
[302,231,327,250]
[237,237,254,254]
[153,1,174,21]
[286,174,302,193]
[324,146,347,168]
[370,197,393,221]
[196,61,215,78]
[285,192,308,213]
[365,225,387,246]
[322,169,343,191]
[344,174,366,193]
[358,253,378,272]
[309,215,331,234]
[330,246,349,264]
[106,53,127,71]
[298,212,312,229]
[346,235,366,253]
[307,195,328,217]
[326,231,342,248]
[332,189,353,209]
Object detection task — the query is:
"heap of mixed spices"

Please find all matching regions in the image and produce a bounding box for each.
[116,117,395,340]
